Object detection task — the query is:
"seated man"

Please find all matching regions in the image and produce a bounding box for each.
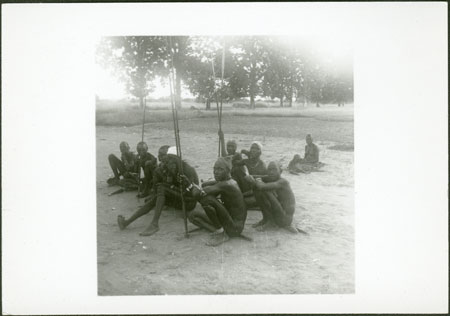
[107,141,137,186]
[288,134,320,174]
[234,141,268,209]
[117,146,199,236]
[218,130,247,192]
[136,141,158,198]
[246,161,298,233]
[188,157,247,247]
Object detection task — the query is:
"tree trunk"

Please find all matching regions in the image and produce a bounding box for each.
[250,94,255,109]
[288,81,293,107]
[280,82,284,107]
[249,60,257,109]
[139,96,144,109]
[206,98,211,110]
[175,72,182,109]
[249,75,256,109]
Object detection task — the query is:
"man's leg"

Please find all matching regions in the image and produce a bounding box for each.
[199,196,224,229]
[139,184,168,236]
[117,194,157,230]
[200,196,244,246]
[138,161,154,197]
[243,193,258,210]
[108,154,125,184]
[188,208,219,233]
[252,189,274,228]
[262,191,297,233]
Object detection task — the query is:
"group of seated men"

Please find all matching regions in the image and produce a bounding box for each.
[107,133,319,246]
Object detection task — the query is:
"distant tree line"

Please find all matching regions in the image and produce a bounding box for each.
[96,36,353,109]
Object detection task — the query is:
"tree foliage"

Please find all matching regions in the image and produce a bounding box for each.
[97,36,353,109]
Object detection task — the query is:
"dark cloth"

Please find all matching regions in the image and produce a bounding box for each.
[141,160,199,212]
[141,183,197,213]
[173,160,200,186]
[158,183,197,211]
[118,177,139,191]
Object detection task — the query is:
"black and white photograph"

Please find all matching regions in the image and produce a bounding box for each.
[2,2,447,314]
[95,35,354,295]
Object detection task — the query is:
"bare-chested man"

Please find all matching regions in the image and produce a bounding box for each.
[136,141,158,198]
[117,146,199,236]
[107,141,137,186]
[234,141,268,209]
[246,161,298,233]
[188,157,247,246]
[288,134,320,173]
[218,130,248,192]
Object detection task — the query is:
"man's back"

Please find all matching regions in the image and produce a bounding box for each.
[304,143,319,163]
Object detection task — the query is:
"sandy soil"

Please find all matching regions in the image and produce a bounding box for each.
[96,111,354,295]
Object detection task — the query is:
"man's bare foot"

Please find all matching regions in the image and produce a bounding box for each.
[252,219,266,228]
[256,221,276,232]
[208,227,224,236]
[117,215,127,230]
[107,177,120,186]
[139,224,159,236]
[238,234,253,242]
[283,224,299,234]
[206,231,230,247]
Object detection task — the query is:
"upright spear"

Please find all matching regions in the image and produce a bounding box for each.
[137,96,146,197]
[167,37,189,238]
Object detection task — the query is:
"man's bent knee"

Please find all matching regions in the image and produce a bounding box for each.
[108,154,117,162]
[199,195,218,207]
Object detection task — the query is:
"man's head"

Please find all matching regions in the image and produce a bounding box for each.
[306,134,313,145]
[214,157,232,181]
[249,141,263,159]
[166,146,180,175]
[226,140,237,155]
[166,155,180,176]
[158,145,170,164]
[267,161,282,181]
[119,141,130,154]
[136,142,148,156]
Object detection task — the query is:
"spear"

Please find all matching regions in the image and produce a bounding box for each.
[137,96,146,197]
[167,37,189,238]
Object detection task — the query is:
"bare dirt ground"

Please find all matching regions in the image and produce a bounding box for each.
[96,106,354,295]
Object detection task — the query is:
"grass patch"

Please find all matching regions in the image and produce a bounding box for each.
[328,144,354,151]
[96,108,220,127]
[96,101,353,127]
